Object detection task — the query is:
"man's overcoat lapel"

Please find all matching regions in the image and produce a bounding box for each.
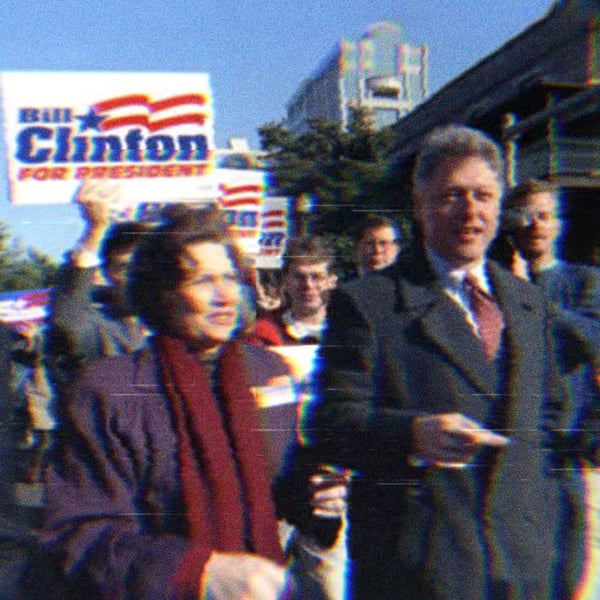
[485,263,548,432]
[397,266,497,395]
[392,257,545,401]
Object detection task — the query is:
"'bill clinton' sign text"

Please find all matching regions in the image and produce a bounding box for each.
[0,72,217,204]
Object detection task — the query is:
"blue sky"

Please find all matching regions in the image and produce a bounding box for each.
[0,0,554,260]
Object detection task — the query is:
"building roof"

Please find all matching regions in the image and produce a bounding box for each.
[390,0,598,160]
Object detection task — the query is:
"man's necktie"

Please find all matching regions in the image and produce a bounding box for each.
[464,273,505,360]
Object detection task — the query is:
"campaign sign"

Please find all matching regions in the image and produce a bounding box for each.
[257,196,289,269]
[217,168,266,257]
[0,72,217,204]
[100,167,268,258]
[0,288,50,331]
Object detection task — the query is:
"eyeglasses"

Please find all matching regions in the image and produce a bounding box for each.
[503,208,558,230]
[288,271,331,285]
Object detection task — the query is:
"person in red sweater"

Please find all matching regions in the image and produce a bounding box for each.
[251,236,337,346]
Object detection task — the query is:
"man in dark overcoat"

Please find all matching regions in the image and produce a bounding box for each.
[308,125,571,600]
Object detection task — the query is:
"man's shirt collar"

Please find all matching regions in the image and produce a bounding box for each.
[426,248,491,295]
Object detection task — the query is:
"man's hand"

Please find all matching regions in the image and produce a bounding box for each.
[75,180,117,228]
[510,248,530,281]
[200,552,289,600]
[72,181,119,259]
[15,320,41,350]
[412,412,510,468]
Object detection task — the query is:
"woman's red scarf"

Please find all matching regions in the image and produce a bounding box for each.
[155,335,284,564]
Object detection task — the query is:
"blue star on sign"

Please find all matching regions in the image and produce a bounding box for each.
[75,109,107,132]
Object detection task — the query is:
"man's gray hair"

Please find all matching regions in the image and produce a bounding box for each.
[413,125,505,192]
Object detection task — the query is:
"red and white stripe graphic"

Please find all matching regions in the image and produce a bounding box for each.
[262,209,286,229]
[93,93,209,132]
[218,182,263,209]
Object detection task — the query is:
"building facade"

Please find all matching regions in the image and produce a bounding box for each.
[390,0,600,263]
[286,22,428,133]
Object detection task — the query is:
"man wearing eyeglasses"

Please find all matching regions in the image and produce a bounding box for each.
[354,216,401,276]
[500,178,600,598]
[251,236,337,346]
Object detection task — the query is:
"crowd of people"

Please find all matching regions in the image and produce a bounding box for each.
[0,124,598,599]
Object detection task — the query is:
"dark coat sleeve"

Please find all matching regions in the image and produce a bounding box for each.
[45,263,102,386]
[548,265,600,369]
[41,359,209,600]
[543,266,600,463]
[49,262,100,351]
[306,286,421,475]
[557,265,600,322]
[46,262,144,388]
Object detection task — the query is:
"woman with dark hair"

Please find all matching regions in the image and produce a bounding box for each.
[41,206,347,600]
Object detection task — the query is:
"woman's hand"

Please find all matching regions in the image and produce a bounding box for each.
[200,552,289,600]
[308,466,350,519]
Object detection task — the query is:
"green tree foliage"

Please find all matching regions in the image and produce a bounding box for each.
[259,107,413,276]
[0,223,58,292]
